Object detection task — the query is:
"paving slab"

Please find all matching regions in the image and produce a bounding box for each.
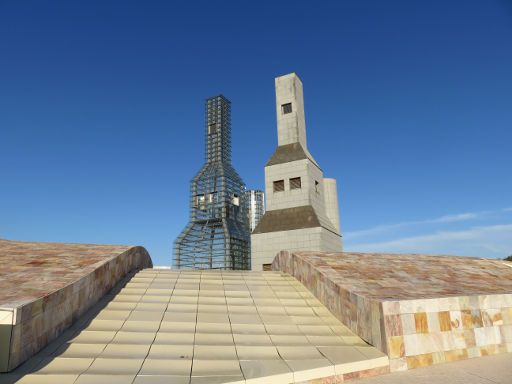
[357,352,512,384]
[0,269,389,383]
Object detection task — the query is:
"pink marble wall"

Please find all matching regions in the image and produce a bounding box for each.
[382,295,512,371]
[0,241,152,372]
[272,250,512,371]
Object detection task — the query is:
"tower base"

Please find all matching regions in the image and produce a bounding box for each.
[251,226,341,271]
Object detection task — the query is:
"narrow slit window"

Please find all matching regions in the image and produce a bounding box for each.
[273,180,284,192]
[281,103,292,114]
[290,177,301,190]
[315,180,319,193]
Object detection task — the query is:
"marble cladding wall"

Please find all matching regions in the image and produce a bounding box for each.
[382,295,512,371]
[272,250,512,372]
[0,241,152,372]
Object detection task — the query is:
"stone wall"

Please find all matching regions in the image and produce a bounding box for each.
[381,295,512,371]
[0,240,152,372]
[272,250,512,371]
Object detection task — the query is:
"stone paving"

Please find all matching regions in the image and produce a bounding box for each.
[3,241,512,382]
[357,352,512,384]
[273,251,512,371]
[0,269,389,384]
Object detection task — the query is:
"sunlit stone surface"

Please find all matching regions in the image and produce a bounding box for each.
[273,251,512,371]
[0,239,152,372]
[2,269,388,383]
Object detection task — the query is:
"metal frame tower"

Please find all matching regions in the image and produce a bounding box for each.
[173,95,250,270]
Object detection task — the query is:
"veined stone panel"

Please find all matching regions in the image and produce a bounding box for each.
[272,250,512,371]
[0,239,152,372]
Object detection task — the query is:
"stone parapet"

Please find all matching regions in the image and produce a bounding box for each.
[272,250,512,371]
[0,239,152,372]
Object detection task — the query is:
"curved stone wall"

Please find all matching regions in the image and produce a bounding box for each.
[272,250,512,371]
[0,239,152,372]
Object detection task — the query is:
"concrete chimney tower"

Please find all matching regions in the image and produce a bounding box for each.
[275,73,307,148]
[251,73,342,270]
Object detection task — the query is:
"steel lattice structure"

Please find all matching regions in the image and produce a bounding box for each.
[173,95,250,270]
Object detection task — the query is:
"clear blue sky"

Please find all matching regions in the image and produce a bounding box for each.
[1,1,511,265]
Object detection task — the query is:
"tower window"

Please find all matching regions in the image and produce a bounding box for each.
[315,180,319,193]
[273,180,284,192]
[208,123,217,134]
[195,194,206,209]
[281,103,292,114]
[290,177,301,190]
[232,194,239,206]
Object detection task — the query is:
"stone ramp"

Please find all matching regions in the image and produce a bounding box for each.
[1,269,389,384]
[272,251,512,371]
[0,239,152,372]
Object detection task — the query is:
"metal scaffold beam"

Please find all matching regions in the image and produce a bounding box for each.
[173,95,250,270]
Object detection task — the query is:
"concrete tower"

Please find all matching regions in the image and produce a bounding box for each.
[174,95,251,270]
[251,73,342,270]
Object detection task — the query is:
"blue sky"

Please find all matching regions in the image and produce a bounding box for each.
[1,1,511,266]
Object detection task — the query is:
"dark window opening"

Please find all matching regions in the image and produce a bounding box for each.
[315,180,319,193]
[273,180,284,192]
[290,177,301,190]
[263,263,272,271]
[281,103,292,114]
